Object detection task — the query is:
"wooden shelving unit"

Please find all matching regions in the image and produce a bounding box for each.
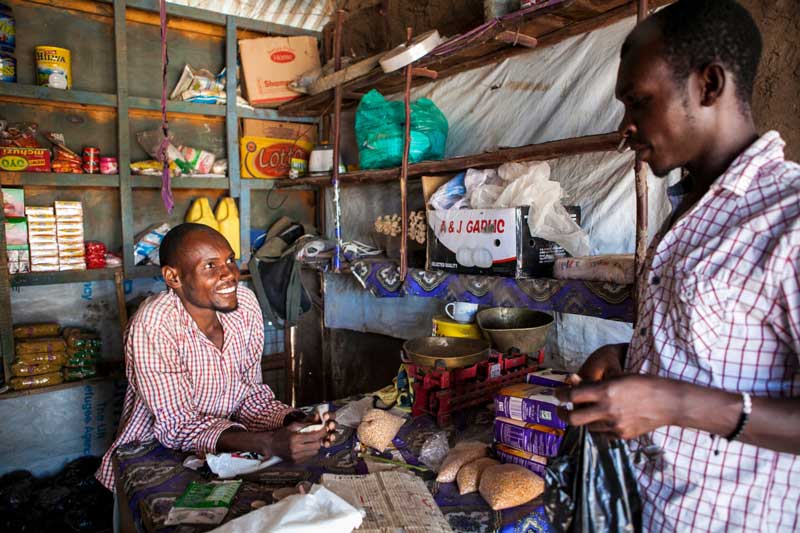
[0,0,318,385]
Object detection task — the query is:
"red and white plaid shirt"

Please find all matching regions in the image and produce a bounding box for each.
[96,285,293,490]
[626,131,800,531]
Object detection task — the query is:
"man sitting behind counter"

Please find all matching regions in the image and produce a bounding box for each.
[96,223,334,491]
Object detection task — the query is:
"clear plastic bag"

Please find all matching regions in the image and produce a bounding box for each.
[418,431,449,471]
[544,426,642,533]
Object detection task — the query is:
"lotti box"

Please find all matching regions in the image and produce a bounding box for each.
[239,36,320,107]
[239,119,316,179]
[422,175,580,278]
[0,147,51,172]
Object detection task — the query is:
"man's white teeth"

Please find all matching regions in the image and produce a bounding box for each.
[217,286,236,294]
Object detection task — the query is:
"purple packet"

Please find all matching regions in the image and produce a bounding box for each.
[494,383,566,429]
[494,416,565,456]
[525,369,570,388]
[494,443,547,476]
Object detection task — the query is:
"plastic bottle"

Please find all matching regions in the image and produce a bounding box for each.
[214,197,240,258]
[185,197,219,231]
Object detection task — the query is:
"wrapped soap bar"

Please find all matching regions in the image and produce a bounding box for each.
[17,351,66,365]
[494,383,566,429]
[11,360,62,377]
[13,322,60,339]
[494,443,548,476]
[494,416,564,456]
[9,371,63,390]
[15,337,67,356]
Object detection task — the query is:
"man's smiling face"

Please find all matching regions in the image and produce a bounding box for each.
[173,230,240,313]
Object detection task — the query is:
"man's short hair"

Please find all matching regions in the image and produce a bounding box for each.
[623,0,762,106]
[159,223,220,268]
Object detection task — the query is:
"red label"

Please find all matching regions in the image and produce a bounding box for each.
[245,143,308,178]
[270,50,295,63]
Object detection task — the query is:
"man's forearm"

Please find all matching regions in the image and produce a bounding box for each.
[216,427,271,456]
[673,380,800,454]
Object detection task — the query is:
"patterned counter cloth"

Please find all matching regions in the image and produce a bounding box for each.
[349,259,633,322]
[115,398,553,533]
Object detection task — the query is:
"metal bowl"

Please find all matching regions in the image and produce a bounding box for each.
[476,307,553,354]
[403,336,491,369]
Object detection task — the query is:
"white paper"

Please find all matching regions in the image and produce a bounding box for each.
[206,453,282,479]
[209,485,363,533]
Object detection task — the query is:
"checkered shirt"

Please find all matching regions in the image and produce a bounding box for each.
[96,285,293,490]
[625,131,800,531]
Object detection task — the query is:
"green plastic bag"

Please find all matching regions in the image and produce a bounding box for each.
[355,89,449,170]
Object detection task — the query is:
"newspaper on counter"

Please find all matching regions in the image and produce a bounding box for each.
[321,470,452,533]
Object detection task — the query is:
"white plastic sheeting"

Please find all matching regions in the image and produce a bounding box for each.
[324,15,677,369]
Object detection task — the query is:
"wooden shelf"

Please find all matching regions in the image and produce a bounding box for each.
[132,176,229,189]
[128,96,226,117]
[273,132,620,187]
[0,172,120,188]
[241,179,316,191]
[0,375,116,401]
[0,82,117,108]
[277,0,670,117]
[10,268,121,287]
[237,106,317,123]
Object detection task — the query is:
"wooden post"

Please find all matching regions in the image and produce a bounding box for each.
[633,0,649,324]
[114,268,128,333]
[399,27,413,281]
[331,8,345,272]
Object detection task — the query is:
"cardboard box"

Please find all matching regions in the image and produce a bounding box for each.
[5,218,28,245]
[239,36,320,107]
[240,119,316,179]
[0,147,51,172]
[3,188,24,217]
[422,175,580,278]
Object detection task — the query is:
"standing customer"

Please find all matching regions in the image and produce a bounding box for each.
[557,1,800,531]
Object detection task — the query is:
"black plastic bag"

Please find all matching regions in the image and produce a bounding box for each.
[544,426,642,533]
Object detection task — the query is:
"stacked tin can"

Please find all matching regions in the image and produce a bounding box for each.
[82,147,99,174]
[0,2,16,83]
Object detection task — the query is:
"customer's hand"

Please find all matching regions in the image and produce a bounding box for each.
[566,343,628,386]
[262,425,328,463]
[294,411,337,448]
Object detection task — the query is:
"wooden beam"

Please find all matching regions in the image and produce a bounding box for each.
[274,132,621,187]
[278,1,674,117]
[307,54,382,95]
[495,30,538,48]
[411,67,438,80]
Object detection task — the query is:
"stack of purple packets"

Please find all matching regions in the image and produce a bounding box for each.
[492,369,570,475]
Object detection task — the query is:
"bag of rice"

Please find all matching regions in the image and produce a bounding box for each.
[457,457,499,495]
[436,441,488,483]
[479,464,545,510]
[357,409,406,451]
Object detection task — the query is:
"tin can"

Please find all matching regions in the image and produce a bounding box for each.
[82,147,99,174]
[0,45,15,82]
[99,157,117,175]
[0,3,15,49]
[35,46,71,89]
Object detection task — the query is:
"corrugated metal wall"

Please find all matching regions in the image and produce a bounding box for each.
[169,0,334,32]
